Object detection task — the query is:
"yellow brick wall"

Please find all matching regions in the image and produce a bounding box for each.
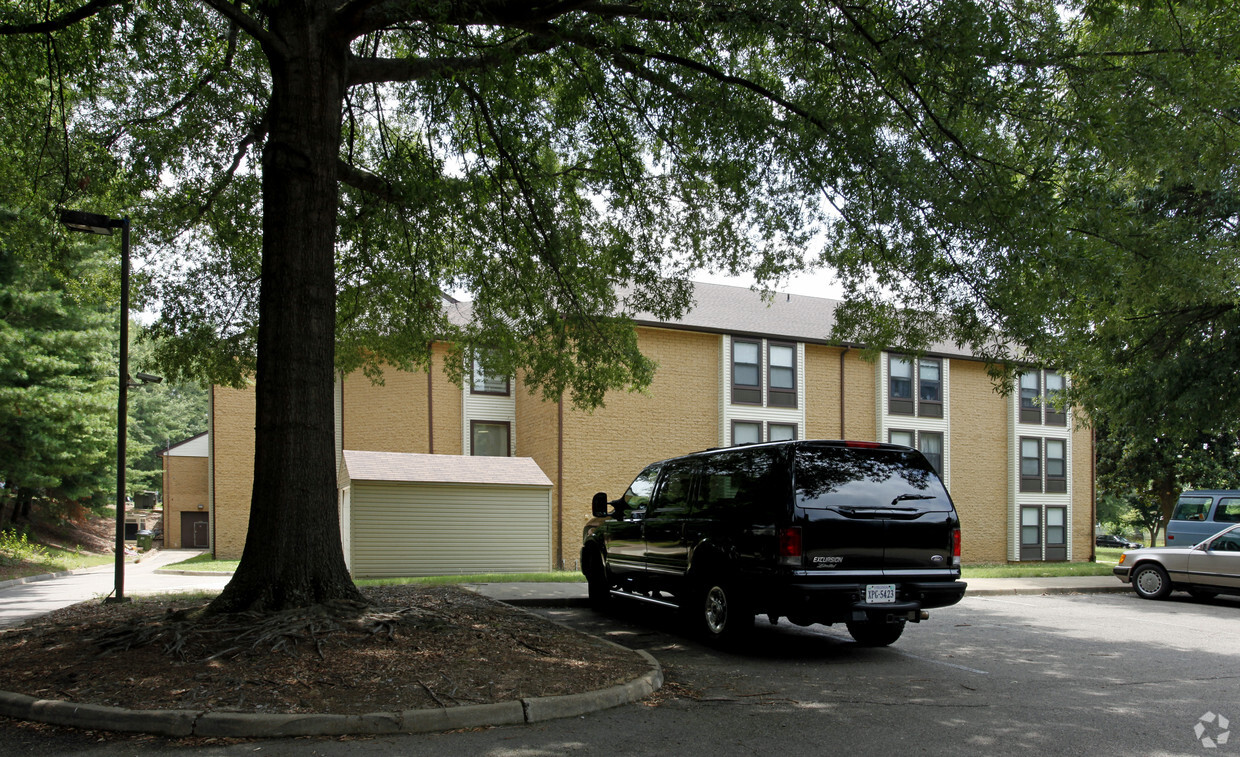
[514,378,563,562]
[804,344,842,439]
[210,384,257,560]
[342,366,429,453]
[1073,418,1096,560]
[844,349,877,441]
[945,360,1011,564]
[163,455,209,549]
[340,347,464,455]
[555,326,721,569]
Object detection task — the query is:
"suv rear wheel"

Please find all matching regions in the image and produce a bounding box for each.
[846,619,905,647]
[689,578,752,644]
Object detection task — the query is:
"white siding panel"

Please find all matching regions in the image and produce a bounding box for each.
[351,482,552,577]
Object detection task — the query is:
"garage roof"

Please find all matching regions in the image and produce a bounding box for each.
[341,450,552,488]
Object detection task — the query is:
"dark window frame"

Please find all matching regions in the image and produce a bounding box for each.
[888,354,915,415]
[919,430,944,476]
[1044,371,1067,426]
[1019,371,1042,424]
[1045,438,1067,493]
[470,419,512,457]
[1020,436,1043,493]
[731,338,763,405]
[767,422,798,442]
[470,351,511,396]
[731,419,763,446]
[918,358,943,418]
[767,340,798,408]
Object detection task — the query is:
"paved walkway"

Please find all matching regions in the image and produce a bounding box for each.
[0,549,231,629]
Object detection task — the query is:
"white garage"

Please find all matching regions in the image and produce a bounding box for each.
[338,450,554,578]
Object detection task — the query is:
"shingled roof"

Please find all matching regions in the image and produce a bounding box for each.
[340,450,552,487]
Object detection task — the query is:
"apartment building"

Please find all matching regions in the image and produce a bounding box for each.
[208,282,1093,570]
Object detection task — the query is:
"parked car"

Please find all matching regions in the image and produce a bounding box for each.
[1165,489,1240,548]
[1113,524,1240,601]
[581,439,967,647]
[1095,534,1142,550]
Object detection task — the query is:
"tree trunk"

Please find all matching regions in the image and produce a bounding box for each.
[208,4,363,613]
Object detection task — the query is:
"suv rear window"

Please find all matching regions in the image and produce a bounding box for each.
[794,445,950,510]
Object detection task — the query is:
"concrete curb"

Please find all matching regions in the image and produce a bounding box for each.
[0,647,662,738]
[966,584,1128,597]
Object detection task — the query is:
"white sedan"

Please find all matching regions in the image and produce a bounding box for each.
[1114,524,1240,601]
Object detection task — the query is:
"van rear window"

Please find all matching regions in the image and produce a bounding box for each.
[1172,496,1212,521]
[794,446,950,509]
[1215,498,1240,523]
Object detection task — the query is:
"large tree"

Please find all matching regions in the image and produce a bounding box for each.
[2,0,1228,611]
[0,209,115,524]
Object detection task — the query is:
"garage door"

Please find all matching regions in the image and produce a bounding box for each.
[350,481,552,577]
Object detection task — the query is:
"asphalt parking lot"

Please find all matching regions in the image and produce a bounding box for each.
[2,589,1235,756]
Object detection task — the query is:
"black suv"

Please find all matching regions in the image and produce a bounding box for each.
[581,440,966,646]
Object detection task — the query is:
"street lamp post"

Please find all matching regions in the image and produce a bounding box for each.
[60,210,132,604]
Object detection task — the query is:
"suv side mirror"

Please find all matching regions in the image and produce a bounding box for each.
[592,492,609,517]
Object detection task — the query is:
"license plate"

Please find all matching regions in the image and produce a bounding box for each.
[866,584,897,604]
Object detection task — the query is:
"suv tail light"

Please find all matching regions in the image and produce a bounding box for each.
[778,527,802,566]
[952,528,961,567]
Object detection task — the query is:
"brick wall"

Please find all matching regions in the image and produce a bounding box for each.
[162,455,209,549]
[1072,418,1096,560]
[210,384,256,560]
[943,360,1010,564]
[556,326,720,569]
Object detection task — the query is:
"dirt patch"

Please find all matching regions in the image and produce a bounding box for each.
[0,585,649,717]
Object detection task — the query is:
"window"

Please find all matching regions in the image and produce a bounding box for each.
[1020,437,1042,492]
[767,342,797,408]
[622,466,660,511]
[768,423,797,442]
[1019,372,1041,424]
[889,429,915,447]
[730,337,798,408]
[1020,370,1067,425]
[1172,496,1212,521]
[471,351,509,395]
[1045,439,1067,493]
[889,354,943,417]
[1046,507,1067,560]
[1215,498,1240,523]
[919,431,944,475]
[889,429,943,475]
[918,359,943,418]
[470,420,510,456]
[1044,372,1066,426]
[1020,506,1042,561]
[732,420,762,446]
[731,339,762,405]
[888,356,914,415]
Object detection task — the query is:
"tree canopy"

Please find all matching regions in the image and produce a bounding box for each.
[3,0,1235,610]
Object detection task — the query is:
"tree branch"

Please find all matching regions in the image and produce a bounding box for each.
[0,0,124,35]
[197,0,281,56]
[347,33,561,86]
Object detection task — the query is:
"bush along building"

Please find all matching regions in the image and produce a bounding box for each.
[205,282,1093,575]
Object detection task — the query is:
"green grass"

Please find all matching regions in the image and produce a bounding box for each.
[0,531,115,582]
[164,553,240,572]
[962,558,1116,578]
